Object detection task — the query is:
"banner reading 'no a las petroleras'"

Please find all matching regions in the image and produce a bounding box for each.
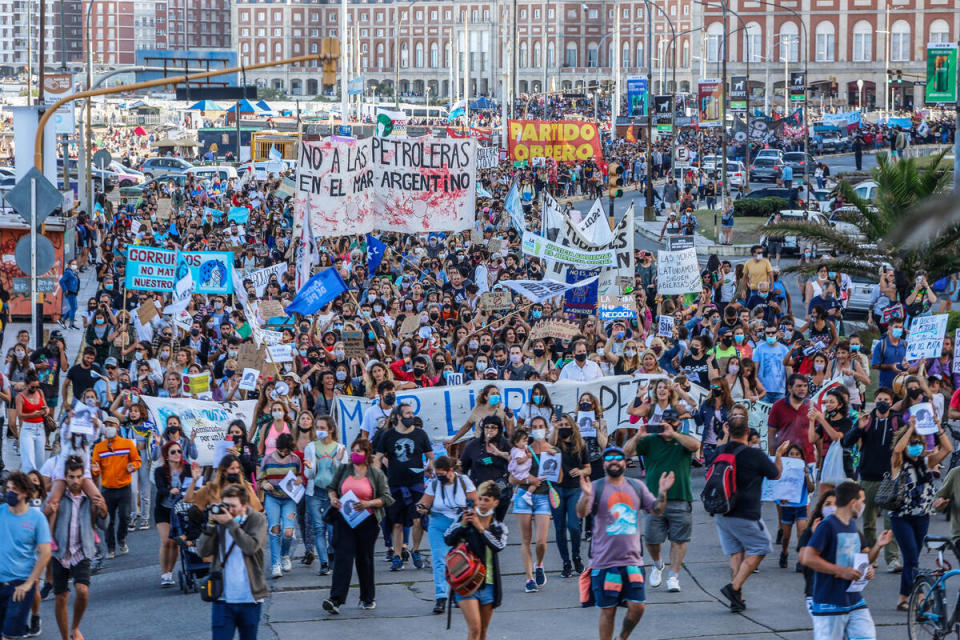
[296,135,477,236]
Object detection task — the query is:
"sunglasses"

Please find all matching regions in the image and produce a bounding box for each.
[604,454,625,462]
[168,449,182,455]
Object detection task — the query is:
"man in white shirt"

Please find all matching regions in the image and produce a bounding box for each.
[558,339,604,382]
[360,380,397,439]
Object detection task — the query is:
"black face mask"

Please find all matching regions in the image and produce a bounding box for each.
[413,367,425,377]
[383,393,396,405]
[558,428,573,440]
[479,344,492,353]
[533,348,545,357]
[721,337,732,346]
[875,400,891,414]
[574,353,587,363]
[580,402,592,411]
[908,388,923,400]
[225,473,241,484]
[606,464,625,478]
[401,417,416,428]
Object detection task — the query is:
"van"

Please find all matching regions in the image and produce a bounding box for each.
[186,166,239,183]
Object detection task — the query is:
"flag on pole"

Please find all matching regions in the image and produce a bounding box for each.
[285,268,348,316]
[366,234,387,278]
[269,146,282,162]
[297,202,315,290]
[505,181,525,233]
[376,113,394,137]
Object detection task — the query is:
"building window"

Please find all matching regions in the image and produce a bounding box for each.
[534,9,540,19]
[520,9,526,19]
[548,8,555,19]
[401,42,408,67]
[519,41,527,68]
[534,41,542,67]
[930,19,950,44]
[547,40,555,66]
[706,22,723,63]
[682,40,690,66]
[430,42,438,67]
[636,42,644,68]
[415,42,423,67]
[587,9,598,19]
[586,44,598,67]
[744,22,761,63]
[891,20,910,61]
[815,21,834,61]
[852,20,872,62]
[780,22,799,62]
[565,42,577,67]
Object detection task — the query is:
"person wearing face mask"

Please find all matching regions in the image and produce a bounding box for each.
[515,383,554,430]
[257,433,304,579]
[196,484,268,640]
[799,481,894,638]
[549,416,591,579]
[511,416,558,592]
[503,344,534,381]
[0,471,52,640]
[258,401,292,459]
[450,384,514,448]
[153,440,191,587]
[91,416,141,559]
[323,439,393,614]
[890,416,953,609]
[15,372,49,474]
[359,380,397,440]
[58,261,81,330]
[374,403,435,572]
[558,339,603,382]
[527,340,557,381]
[807,388,855,498]
[870,318,910,389]
[416,456,480,614]
[744,245,774,294]
[303,416,348,577]
[842,388,902,572]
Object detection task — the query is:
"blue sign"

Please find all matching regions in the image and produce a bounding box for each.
[627,77,648,116]
[563,268,599,316]
[338,125,353,137]
[177,251,235,295]
[124,246,179,292]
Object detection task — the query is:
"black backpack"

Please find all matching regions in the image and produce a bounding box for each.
[701,444,746,516]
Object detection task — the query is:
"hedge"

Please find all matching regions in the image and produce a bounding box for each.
[733,196,791,218]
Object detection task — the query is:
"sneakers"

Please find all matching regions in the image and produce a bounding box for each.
[573,557,584,574]
[391,556,403,571]
[271,563,283,579]
[401,547,411,563]
[411,550,424,569]
[106,549,116,560]
[281,555,292,572]
[524,579,539,593]
[779,552,788,569]
[560,562,573,579]
[534,566,546,587]
[139,519,150,530]
[721,583,746,613]
[118,543,129,555]
[161,573,175,587]
[127,519,138,532]
[384,548,394,563]
[888,559,903,573]
[39,581,53,600]
[317,563,330,576]
[322,599,341,615]
[433,598,447,614]
[359,600,376,610]
[302,550,316,566]
[24,615,40,638]
[666,574,681,593]
[649,562,664,588]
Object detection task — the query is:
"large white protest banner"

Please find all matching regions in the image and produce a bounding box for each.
[543,202,633,293]
[575,199,614,246]
[334,375,706,445]
[500,275,599,304]
[656,248,701,295]
[245,262,288,297]
[297,136,477,236]
[522,231,617,267]
[477,145,499,170]
[597,204,635,295]
[141,397,257,466]
[906,313,949,360]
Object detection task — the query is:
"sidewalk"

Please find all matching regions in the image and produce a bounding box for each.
[635,216,753,257]
[0,264,100,472]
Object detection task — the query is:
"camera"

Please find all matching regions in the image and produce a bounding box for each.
[210,503,228,515]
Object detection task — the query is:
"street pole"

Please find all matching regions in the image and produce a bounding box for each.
[719,0,728,235]
[541,0,548,94]
[26,0,32,106]
[394,17,400,108]
[85,0,96,216]
[612,0,620,140]
[643,0,654,221]
[340,0,349,124]
[30,179,38,350]
[235,100,241,159]
[464,11,471,129]
[512,0,518,117]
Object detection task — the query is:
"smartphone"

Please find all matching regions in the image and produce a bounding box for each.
[552,405,563,421]
[232,435,241,445]
[646,423,663,435]
[465,498,475,510]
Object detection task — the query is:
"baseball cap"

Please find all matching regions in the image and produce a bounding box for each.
[104,357,119,367]
[483,367,499,378]
[603,446,626,458]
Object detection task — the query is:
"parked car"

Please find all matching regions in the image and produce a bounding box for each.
[760,209,830,254]
[828,206,872,246]
[852,180,878,201]
[754,148,784,164]
[139,157,194,179]
[783,152,818,173]
[820,130,851,153]
[119,174,189,198]
[809,188,835,212]
[750,157,783,183]
[109,161,144,187]
[186,165,239,183]
[722,161,747,189]
[845,271,877,316]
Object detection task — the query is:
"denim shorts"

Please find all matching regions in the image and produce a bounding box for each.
[590,565,645,608]
[455,583,495,605]
[513,489,552,515]
[812,606,876,640]
[0,580,34,639]
[780,505,808,526]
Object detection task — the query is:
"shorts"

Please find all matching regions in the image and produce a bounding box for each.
[812,607,876,640]
[154,505,172,524]
[455,583,495,605]
[52,558,91,595]
[590,565,646,608]
[386,486,425,528]
[780,505,808,526]
[513,489,552,516]
[714,515,773,556]
[644,500,693,544]
[0,580,35,639]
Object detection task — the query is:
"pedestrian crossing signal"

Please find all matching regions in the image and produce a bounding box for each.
[608,162,624,198]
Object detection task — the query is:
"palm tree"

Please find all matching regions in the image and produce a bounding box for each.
[763,149,960,283]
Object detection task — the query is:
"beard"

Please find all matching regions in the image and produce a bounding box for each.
[606,465,625,478]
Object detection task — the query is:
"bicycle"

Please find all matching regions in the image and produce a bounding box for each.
[908,535,960,640]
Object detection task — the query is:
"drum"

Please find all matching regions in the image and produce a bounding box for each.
[892,373,910,399]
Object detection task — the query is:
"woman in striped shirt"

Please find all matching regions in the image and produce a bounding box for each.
[258,432,303,579]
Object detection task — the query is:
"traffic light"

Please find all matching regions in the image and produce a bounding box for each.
[896,69,903,84]
[608,162,623,198]
[321,38,341,87]
[887,70,893,84]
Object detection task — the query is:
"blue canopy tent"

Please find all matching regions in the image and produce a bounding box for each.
[225,99,261,113]
[185,99,224,111]
[470,97,497,110]
[255,100,274,111]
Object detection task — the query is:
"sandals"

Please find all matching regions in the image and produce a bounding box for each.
[896,601,909,611]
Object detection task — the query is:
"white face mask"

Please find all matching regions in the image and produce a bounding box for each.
[272,411,284,421]
[531,429,547,441]
[475,507,495,518]
[316,430,329,440]
[104,426,118,439]
[821,505,836,518]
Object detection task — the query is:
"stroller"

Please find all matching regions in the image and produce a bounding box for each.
[170,500,210,594]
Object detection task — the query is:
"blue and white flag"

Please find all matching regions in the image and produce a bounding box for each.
[366,234,387,278]
[504,181,525,232]
[203,207,223,220]
[447,100,466,121]
[285,267,348,316]
[269,146,282,162]
[476,182,493,199]
[227,206,249,224]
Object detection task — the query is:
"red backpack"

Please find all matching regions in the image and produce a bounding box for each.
[445,543,486,597]
[701,444,746,516]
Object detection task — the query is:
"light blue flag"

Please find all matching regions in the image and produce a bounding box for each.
[504,181,525,233]
[203,207,223,220]
[227,206,250,224]
[285,268,348,316]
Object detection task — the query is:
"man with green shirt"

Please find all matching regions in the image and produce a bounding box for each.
[625,408,698,593]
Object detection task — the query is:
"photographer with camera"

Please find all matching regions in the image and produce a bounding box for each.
[197,484,268,640]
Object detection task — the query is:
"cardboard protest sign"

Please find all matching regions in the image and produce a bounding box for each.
[258,300,287,322]
[137,301,159,326]
[342,330,366,357]
[235,342,262,372]
[530,319,582,341]
[398,314,421,337]
[656,248,701,295]
[479,290,513,312]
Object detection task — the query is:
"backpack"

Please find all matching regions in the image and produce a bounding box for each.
[444,542,486,597]
[700,443,746,516]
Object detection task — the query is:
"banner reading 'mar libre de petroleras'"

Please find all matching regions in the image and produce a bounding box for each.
[295,135,477,237]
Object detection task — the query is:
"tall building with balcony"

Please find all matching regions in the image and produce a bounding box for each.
[0,0,83,75]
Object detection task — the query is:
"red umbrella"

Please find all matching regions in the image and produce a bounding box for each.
[133,126,147,136]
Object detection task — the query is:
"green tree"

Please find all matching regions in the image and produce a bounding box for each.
[764,150,960,282]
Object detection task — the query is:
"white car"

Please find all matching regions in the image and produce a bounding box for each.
[754,148,784,164]
[186,165,239,183]
[852,180,878,201]
[761,209,830,254]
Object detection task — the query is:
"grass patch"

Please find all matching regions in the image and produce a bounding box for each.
[692,209,767,245]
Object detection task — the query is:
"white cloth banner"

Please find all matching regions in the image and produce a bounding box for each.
[543,201,633,292]
[296,136,477,236]
[576,199,614,246]
[245,262,287,297]
[656,248,701,295]
[500,275,599,304]
[141,397,257,466]
[334,375,707,445]
[522,231,617,267]
[477,145,499,170]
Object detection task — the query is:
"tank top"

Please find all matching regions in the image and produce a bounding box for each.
[21,392,45,423]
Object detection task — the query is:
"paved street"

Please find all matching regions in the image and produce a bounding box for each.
[37,470,932,640]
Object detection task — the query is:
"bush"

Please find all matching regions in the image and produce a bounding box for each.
[733,197,790,217]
